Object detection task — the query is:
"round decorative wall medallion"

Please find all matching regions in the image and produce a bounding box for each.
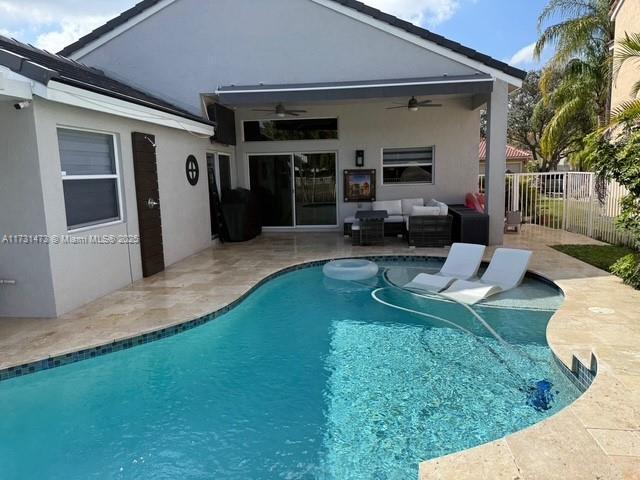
[185,155,199,186]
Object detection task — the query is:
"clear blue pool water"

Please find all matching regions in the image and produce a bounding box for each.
[0,260,581,480]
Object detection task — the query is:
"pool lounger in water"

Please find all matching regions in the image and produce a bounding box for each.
[323,259,379,281]
[403,243,486,292]
[441,248,533,305]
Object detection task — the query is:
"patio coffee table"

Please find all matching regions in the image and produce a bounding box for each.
[354,210,388,246]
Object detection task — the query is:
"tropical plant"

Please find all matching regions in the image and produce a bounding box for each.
[534,0,614,165]
[541,52,610,167]
[611,253,640,289]
[584,126,640,288]
[535,0,613,72]
[611,32,640,126]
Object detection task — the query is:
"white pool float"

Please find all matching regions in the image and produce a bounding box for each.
[322,259,379,281]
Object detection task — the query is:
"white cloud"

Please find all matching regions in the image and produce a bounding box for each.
[0,0,135,51]
[364,0,460,26]
[35,17,110,52]
[508,42,537,66]
[0,0,462,53]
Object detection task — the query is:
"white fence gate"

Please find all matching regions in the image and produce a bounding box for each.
[479,172,634,247]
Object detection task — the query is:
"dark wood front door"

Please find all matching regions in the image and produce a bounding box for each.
[132,132,165,277]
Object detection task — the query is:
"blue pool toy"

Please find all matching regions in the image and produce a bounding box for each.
[527,379,556,411]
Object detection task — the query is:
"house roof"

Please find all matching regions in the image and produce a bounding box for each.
[479,139,533,161]
[0,35,213,126]
[58,0,526,81]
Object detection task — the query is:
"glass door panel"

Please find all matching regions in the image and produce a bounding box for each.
[206,153,222,237]
[218,154,232,197]
[249,155,293,227]
[294,153,337,226]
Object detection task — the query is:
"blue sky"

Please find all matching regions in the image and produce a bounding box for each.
[0,0,550,70]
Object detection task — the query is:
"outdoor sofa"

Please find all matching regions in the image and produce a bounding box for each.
[344,198,453,247]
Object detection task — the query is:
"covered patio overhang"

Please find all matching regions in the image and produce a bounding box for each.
[214,73,493,107]
[211,74,509,245]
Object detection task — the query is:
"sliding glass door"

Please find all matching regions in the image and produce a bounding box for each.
[249,152,337,228]
[249,155,293,227]
[294,153,337,226]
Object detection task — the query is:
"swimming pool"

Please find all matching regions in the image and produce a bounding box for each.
[0,258,582,479]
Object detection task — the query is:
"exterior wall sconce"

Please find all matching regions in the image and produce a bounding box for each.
[355,149,365,167]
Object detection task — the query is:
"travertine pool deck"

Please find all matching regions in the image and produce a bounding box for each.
[1,225,639,479]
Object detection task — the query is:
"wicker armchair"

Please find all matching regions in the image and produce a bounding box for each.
[407,215,452,247]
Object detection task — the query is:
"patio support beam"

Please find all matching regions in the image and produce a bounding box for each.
[485,79,508,245]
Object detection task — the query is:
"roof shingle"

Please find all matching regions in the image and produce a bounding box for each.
[0,35,212,126]
[479,139,533,161]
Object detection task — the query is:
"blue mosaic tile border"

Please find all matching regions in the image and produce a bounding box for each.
[0,255,564,383]
[552,352,597,392]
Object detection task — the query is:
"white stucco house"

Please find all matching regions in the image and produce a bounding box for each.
[1,0,525,318]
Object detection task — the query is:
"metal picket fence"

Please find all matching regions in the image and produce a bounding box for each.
[479,172,635,247]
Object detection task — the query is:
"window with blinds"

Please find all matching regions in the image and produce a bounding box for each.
[58,128,121,230]
[382,147,434,184]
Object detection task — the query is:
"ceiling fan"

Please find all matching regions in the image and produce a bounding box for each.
[252,103,307,118]
[387,96,442,112]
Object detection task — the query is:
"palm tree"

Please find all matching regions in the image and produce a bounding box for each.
[535,0,613,70]
[534,0,614,164]
[611,33,640,126]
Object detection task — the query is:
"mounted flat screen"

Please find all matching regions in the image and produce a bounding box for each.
[244,118,338,142]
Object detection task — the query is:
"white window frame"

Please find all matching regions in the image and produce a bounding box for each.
[381,145,435,186]
[206,151,234,197]
[58,126,124,233]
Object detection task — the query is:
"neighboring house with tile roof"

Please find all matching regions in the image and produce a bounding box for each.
[1,0,524,318]
[610,0,640,112]
[479,139,532,174]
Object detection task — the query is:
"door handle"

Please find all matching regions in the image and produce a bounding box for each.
[147,198,159,209]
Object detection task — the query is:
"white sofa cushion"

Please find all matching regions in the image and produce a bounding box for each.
[427,199,449,216]
[411,205,441,216]
[373,200,402,216]
[344,216,357,224]
[401,198,424,215]
[384,215,405,224]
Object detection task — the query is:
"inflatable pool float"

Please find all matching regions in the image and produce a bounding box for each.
[322,259,379,281]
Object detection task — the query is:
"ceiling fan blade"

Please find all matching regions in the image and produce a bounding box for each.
[386,105,407,110]
[252,108,275,112]
[287,109,308,113]
[421,104,443,107]
[285,111,300,116]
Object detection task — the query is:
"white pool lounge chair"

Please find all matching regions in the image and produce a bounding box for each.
[440,248,533,305]
[403,243,486,292]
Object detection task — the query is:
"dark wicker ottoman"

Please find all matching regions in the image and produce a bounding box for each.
[407,215,452,247]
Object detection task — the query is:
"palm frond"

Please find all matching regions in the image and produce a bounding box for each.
[541,96,586,157]
[633,79,640,99]
[613,33,640,82]
[538,0,597,29]
[611,99,640,126]
[535,0,613,62]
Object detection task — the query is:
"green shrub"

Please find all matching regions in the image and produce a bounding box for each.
[611,253,640,289]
